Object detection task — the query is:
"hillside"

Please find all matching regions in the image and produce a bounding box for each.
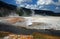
[18,7,60,16]
[0,1,17,10]
[0,1,17,17]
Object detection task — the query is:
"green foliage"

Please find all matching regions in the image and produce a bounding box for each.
[0,13,2,17]
[25,10,32,16]
[0,12,9,17]
[16,7,32,16]
[16,9,23,16]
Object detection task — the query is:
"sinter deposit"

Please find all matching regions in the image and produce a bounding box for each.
[0,16,60,30]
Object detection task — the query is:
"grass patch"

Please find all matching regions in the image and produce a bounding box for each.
[0,31,60,39]
[0,31,12,37]
[32,32,60,39]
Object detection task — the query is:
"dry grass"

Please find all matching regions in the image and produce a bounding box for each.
[6,34,33,39]
[32,32,60,39]
[0,31,60,39]
[0,31,12,37]
[0,31,33,39]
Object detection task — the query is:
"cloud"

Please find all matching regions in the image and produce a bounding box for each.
[15,0,60,12]
[16,0,32,4]
[15,0,41,9]
[54,6,60,12]
[55,7,59,9]
[15,0,33,7]
[39,6,44,9]
[37,0,60,6]
[53,0,60,6]
[41,8,50,10]
[37,0,53,5]
[15,0,60,8]
[25,4,39,9]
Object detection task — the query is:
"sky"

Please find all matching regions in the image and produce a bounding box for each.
[1,0,60,13]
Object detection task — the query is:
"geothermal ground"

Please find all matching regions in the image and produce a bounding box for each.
[0,16,60,30]
[27,16,60,30]
[0,16,60,39]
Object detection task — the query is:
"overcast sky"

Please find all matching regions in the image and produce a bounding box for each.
[1,0,60,13]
